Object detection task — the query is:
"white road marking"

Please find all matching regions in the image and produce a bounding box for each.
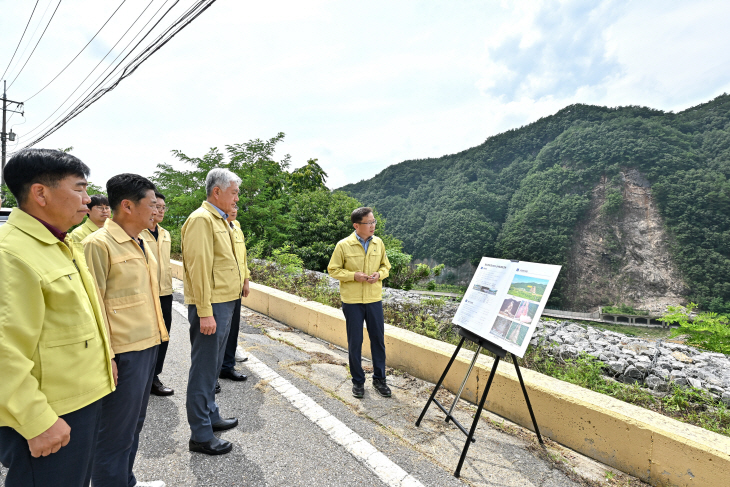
[171,300,424,487]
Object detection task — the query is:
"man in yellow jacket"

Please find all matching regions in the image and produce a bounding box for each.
[70,194,110,242]
[83,174,168,487]
[328,207,392,399]
[181,168,243,456]
[141,191,175,397]
[219,205,251,382]
[0,149,115,487]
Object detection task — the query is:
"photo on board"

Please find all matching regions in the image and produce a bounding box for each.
[504,322,530,346]
[507,274,550,302]
[498,297,522,319]
[489,315,513,339]
[513,300,539,324]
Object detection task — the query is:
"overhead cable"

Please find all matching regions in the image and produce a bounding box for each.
[8,0,63,89]
[21,0,218,150]
[19,0,165,141]
[0,0,40,81]
[23,0,129,102]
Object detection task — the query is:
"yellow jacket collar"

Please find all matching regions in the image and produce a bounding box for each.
[104,218,136,244]
[83,218,100,232]
[202,201,227,220]
[7,208,67,246]
[346,231,376,246]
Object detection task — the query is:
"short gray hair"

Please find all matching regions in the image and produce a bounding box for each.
[205,168,242,197]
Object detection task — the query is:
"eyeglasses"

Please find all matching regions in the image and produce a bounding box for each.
[356,220,377,226]
[156,206,167,211]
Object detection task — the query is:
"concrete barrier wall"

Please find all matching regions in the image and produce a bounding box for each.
[170,261,730,486]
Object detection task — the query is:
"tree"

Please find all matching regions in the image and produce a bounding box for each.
[287,159,328,194]
[287,190,399,271]
[152,132,295,251]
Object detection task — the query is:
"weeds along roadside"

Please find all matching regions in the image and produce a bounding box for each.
[247,258,730,438]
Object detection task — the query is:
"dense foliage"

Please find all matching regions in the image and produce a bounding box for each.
[340,95,730,311]
[150,133,440,288]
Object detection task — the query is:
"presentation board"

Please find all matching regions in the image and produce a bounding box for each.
[452,257,561,357]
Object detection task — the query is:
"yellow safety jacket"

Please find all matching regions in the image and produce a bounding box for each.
[0,209,114,439]
[181,201,243,317]
[327,232,391,304]
[141,224,173,296]
[232,220,251,281]
[69,218,99,243]
[83,219,169,356]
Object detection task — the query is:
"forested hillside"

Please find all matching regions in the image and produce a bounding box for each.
[340,95,730,312]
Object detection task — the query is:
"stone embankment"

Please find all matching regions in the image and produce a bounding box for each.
[532,321,730,405]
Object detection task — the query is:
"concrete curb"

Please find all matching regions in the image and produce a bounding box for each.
[170,261,730,487]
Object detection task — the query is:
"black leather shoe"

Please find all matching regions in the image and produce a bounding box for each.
[373,378,392,397]
[219,369,247,381]
[212,417,239,431]
[150,378,174,396]
[215,381,221,394]
[352,383,364,398]
[189,437,233,455]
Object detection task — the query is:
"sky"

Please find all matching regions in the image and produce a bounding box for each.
[2,0,730,190]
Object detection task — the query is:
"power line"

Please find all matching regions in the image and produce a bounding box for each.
[8,0,63,90]
[19,0,164,140]
[18,0,185,142]
[0,0,41,81]
[4,0,55,82]
[23,0,128,102]
[20,0,218,150]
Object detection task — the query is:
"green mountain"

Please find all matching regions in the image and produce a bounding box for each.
[339,95,730,311]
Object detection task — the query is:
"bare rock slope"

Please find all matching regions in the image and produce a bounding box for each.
[563,168,687,313]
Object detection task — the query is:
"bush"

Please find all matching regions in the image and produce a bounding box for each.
[384,249,443,291]
[271,245,304,274]
[602,304,647,315]
[662,303,730,354]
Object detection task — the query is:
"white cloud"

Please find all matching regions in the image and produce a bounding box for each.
[2,0,729,191]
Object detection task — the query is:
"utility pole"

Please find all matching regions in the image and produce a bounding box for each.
[1,80,25,202]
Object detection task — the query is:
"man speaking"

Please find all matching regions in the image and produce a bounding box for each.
[328,207,392,399]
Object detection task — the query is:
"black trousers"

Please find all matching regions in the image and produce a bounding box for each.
[0,399,103,487]
[91,347,158,487]
[221,298,242,372]
[154,294,173,378]
[342,301,387,385]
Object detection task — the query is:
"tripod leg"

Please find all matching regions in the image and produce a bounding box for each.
[511,353,543,444]
[416,336,465,427]
[454,356,500,478]
[446,345,482,422]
